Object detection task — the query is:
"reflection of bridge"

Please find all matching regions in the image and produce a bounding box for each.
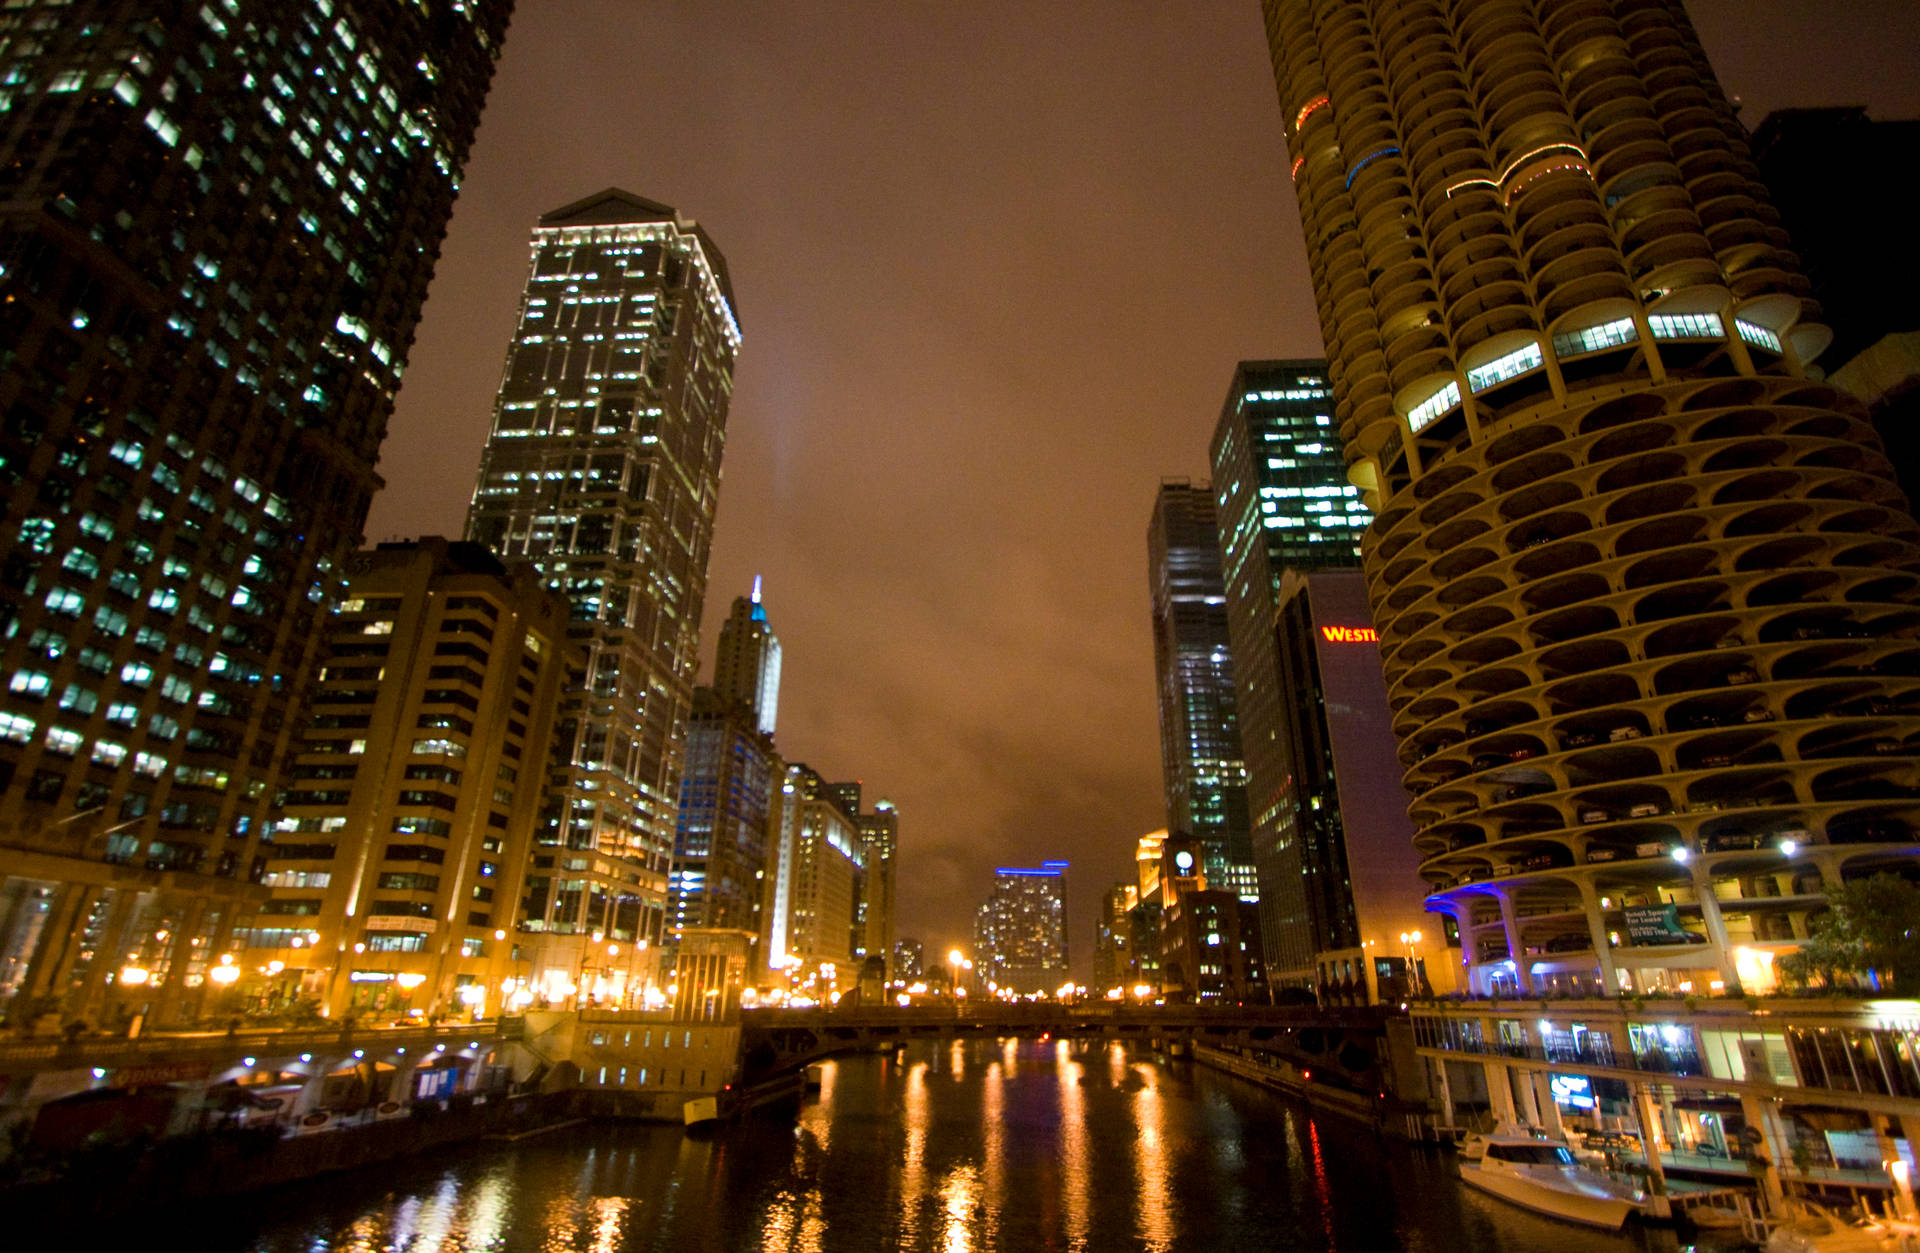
[738,1003,1391,1091]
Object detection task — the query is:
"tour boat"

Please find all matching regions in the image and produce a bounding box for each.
[1457,1127,1650,1230]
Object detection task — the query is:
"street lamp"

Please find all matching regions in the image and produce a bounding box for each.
[1399,930,1427,998]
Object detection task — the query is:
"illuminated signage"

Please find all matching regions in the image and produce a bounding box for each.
[1320,625,1378,644]
[349,970,395,983]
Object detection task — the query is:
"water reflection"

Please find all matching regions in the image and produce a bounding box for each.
[219,1039,1708,1253]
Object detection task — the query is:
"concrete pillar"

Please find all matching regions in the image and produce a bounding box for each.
[18,884,101,1018]
[1688,864,1739,993]
[1876,1112,1917,1222]
[1495,891,1532,994]
[1631,1080,1669,1196]
[1487,1060,1519,1124]
[1432,1057,1455,1131]
[1574,879,1619,992]
[73,886,141,1022]
[1740,1092,1786,1215]
[1532,1071,1564,1137]
[1514,1064,1542,1126]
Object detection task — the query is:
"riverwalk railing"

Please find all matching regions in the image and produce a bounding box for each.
[0,1020,506,1073]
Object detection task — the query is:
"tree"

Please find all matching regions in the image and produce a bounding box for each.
[1777,874,1920,993]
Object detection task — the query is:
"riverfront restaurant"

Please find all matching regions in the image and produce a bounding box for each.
[1409,994,1920,1216]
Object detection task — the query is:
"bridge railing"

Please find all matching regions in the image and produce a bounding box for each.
[0,1021,508,1073]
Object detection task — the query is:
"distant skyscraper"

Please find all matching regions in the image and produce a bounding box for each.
[713,578,781,737]
[973,862,1069,995]
[0,1,509,1025]
[465,190,741,975]
[1264,1,1918,999]
[1093,882,1134,995]
[1148,480,1255,899]
[1209,360,1369,986]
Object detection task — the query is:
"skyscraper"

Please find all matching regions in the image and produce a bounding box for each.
[0,1,509,1025]
[1148,480,1255,899]
[1263,1,1918,998]
[973,862,1069,995]
[465,191,741,977]
[713,578,782,737]
[1210,360,1371,986]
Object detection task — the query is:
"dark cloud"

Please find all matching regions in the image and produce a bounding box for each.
[368,2,1920,973]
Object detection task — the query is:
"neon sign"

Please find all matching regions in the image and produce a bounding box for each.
[1321,625,1378,644]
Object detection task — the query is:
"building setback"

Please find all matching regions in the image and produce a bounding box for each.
[465,190,741,986]
[973,863,1069,995]
[261,539,571,1020]
[1148,480,1255,900]
[1262,0,1920,999]
[0,0,509,1027]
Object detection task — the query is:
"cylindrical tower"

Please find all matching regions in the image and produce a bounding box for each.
[1263,0,1920,997]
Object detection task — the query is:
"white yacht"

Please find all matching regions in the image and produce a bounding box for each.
[1458,1128,1651,1230]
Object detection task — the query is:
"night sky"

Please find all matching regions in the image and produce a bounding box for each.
[366,2,1920,972]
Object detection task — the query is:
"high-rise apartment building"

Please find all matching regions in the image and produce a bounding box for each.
[465,190,741,982]
[712,579,781,737]
[973,862,1069,995]
[893,937,923,981]
[0,1,509,1026]
[1209,361,1370,983]
[261,540,570,1020]
[1148,480,1255,899]
[668,686,777,945]
[1262,1,1918,998]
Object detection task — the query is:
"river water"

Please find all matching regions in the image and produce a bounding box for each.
[207,1039,1725,1253]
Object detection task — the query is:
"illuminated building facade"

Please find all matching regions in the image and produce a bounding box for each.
[777,765,863,979]
[262,540,570,1020]
[465,190,741,982]
[0,0,508,1026]
[668,686,777,946]
[1263,0,1918,999]
[973,862,1069,995]
[1148,480,1255,899]
[823,781,897,979]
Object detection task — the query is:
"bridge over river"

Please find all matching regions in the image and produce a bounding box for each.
[737,1001,1394,1093]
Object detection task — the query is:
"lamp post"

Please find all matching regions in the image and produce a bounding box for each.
[1399,930,1426,998]
[947,949,972,1017]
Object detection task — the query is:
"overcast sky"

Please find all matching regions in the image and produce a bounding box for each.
[366,2,1920,973]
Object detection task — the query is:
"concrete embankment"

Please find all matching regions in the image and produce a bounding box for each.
[4,1089,577,1218]
[1191,1044,1407,1133]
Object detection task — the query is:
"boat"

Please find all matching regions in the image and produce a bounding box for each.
[1457,1127,1651,1230]
[1765,1200,1920,1253]
[681,1095,720,1128]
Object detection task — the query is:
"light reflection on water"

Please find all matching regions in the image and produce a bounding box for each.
[216,1039,1713,1253]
